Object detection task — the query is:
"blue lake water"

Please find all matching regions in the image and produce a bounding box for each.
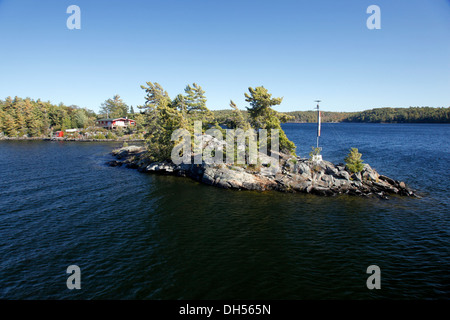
[0,123,449,299]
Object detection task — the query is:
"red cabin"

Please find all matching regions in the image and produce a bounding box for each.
[96,117,137,130]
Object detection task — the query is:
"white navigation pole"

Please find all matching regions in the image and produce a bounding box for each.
[315,100,321,149]
[314,100,323,162]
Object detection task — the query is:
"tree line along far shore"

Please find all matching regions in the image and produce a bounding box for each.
[0,92,449,140]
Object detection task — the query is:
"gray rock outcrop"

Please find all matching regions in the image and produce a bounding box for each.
[109,145,418,199]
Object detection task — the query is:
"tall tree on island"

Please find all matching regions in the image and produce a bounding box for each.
[244,86,296,155]
[229,100,250,130]
[183,83,216,129]
[139,82,171,113]
[139,81,219,161]
[139,82,188,162]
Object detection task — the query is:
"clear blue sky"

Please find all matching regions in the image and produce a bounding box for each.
[0,0,449,112]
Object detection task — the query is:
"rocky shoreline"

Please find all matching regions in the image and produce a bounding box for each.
[108,145,419,199]
[0,136,144,142]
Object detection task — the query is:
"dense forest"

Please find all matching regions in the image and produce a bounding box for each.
[0,96,145,138]
[139,82,296,161]
[342,107,450,123]
[213,107,450,124]
[1,95,448,139]
[284,110,353,123]
[212,109,351,124]
[0,96,98,137]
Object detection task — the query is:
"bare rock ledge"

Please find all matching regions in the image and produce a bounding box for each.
[108,145,419,199]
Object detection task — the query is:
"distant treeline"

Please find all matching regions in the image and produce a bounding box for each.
[214,107,450,124]
[286,107,450,123]
[0,96,145,138]
[2,96,449,139]
[342,107,450,123]
[284,110,352,123]
[0,96,97,137]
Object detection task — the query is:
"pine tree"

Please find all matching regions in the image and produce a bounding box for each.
[16,110,27,136]
[244,86,296,155]
[139,82,171,113]
[139,82,188,161]
[100,95,128,119]
[345,148,364,173]
[229,100,250,130]
[183,83,214,127]
[0,108,4,134]
[3,113,18,136]
[74,109,89,128]
[145,103,188,162]
[172,94,188,115]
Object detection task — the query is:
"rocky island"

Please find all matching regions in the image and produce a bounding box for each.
[107,144,418,199]
[104,83,418,199]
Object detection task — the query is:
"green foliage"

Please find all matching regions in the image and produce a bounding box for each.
[106,132,116,139]
[229,100,250,130]
[345,148,364,173]
[99,95,128,119]
[244,86,296,155]
[344,107,450,123]
[2,112,18,136]
[138,84,298,163]
[132,113,146,133]
[139,81,223,162]
[285,107,450,123]
[145,104,188,162]
[140,82,190,162]
[0,96,96,137]
[115,127,124,137]
[285,110,352,123]
[309,146,321,161]
[183,83,215,129]
[95,133,106,140]
[74,109,89,128]
[139,82,171,111]
[245,86,283,128]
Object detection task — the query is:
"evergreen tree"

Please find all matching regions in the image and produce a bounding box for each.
[16,110,27,136]
[0,96,96,136]
[345,148,364,173]
[172,93,188,115]
[229,100,250,130]
[0,108,4,134]
[74,109,89,128]
[244,86,296,154]
[139,82,171,113]
[3,113,17,136]
[100,95,128,119]
[183,83,214,127]
[140,83,189,162]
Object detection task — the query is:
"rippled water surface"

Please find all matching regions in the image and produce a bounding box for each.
[0,123,449,299]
